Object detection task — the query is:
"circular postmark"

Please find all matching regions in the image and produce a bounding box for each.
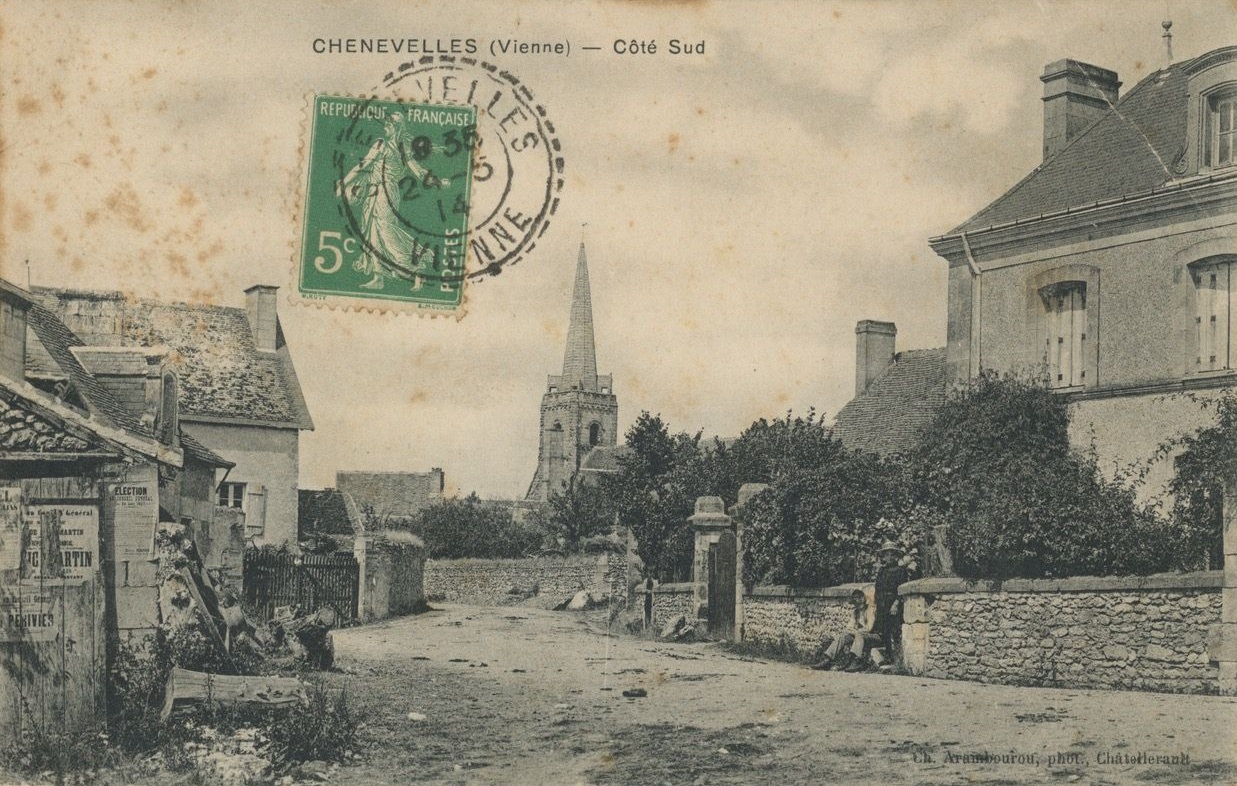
[380,56,563,280]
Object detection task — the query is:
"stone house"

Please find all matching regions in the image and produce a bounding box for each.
[927,45,1236,497]
[0,276,232,635]
[35,284,314,547]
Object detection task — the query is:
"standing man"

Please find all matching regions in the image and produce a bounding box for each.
[874,541,909,663]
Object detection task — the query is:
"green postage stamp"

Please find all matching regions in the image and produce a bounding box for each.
[298,95,477,312]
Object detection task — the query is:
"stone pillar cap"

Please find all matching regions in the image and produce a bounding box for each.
[694,496,724,515]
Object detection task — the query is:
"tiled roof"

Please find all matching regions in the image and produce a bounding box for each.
[579,445,631,473]
[179,430,231,468]
[33,288,313,429]
[298,489,358,537]
[336,470,444,519]
[953,53,1202,234]
[22,303,232,468]
[831,348,947,457]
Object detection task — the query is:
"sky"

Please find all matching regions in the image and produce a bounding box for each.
[1,0,1234,499]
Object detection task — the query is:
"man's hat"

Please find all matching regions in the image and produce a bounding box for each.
[877,540,904,555]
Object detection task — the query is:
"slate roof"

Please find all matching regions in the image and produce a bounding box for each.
[830,348,947,458]
[33,288,313,429]
[953,51,1206,234]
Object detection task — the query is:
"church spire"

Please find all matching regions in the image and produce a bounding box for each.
[561,242,598,389]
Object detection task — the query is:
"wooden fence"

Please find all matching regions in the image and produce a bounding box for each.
[242,551,359,622]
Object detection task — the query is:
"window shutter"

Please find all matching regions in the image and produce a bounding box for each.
[245,485,267,537]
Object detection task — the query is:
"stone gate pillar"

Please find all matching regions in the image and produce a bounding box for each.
[1221,477,1237,695]
[732,483,769,642]
[689,496,731,623]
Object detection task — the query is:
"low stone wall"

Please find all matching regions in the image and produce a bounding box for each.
[742,584,870,656]
[640,583,696,630]
[900,572,1224,694]
[356,531,427,623]
[425,552,628,607]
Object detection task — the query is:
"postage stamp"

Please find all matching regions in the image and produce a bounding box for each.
[296,57,565,315]
[297,95,477,312]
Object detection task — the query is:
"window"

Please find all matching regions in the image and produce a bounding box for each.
[1192,259,1237,371]
[1042,281,1087,388]
[218,482,246,510]
[1207,92,1237,169]
[588,422,601,446]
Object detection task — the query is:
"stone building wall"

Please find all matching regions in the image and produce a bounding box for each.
[425,553,626,607]
[742,585,870,656]
[901,573,1224,694]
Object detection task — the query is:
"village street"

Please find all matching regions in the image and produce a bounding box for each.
[324,605,1237,786]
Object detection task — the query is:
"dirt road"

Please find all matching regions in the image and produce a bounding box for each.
[327,604,1237,786]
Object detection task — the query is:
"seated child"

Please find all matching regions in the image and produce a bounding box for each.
[810,587,888,672]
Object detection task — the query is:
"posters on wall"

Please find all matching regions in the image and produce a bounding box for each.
[21,505,98,582]
[0,586,61,643]
[109,468,158,562]
[0,487,21,573]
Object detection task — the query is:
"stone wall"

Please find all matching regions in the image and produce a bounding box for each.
[639,584,696,630]
[742,585,870,656]
[425,552,627,607]
[900,572,1224,694]
[356,531,427,622]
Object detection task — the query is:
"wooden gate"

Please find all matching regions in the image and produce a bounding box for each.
[707,530,737,639]
[243,551,359,622]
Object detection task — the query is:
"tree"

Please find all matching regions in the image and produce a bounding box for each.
[410,494,545,558]
[543,476,613,551]
[907,372,1172,580]
[738,445,908,588]
[604,413,721,581]
[1161,390,1237,570]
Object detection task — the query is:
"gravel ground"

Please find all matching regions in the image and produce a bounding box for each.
[320,603,1237,786]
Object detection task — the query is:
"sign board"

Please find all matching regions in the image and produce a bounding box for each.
[109,469,158,561]
[22,505,99,582]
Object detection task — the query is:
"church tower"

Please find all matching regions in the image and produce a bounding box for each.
[525,243,618,501]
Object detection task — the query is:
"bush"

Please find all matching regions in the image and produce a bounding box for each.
[909,372,1176,580]
[738,449,909,587]
[265,682,358,769]
[1161,390,1237,570]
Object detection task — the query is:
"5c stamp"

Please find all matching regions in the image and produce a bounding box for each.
[295,56,565,316]
[298,95,477,311]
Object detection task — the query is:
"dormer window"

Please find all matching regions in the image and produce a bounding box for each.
[1207,91,1237,169]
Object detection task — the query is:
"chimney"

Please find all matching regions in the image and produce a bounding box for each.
[244,285,279,352]
[855,320,896,396]
[0,281,33,382]
[1040,59,1120,160]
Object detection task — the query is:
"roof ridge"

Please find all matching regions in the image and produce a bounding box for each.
[949,52,1205,236]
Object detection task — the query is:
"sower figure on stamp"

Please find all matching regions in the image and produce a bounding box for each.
[873,539,910,666]
[336,111,433,290]
[810,587,887,672]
